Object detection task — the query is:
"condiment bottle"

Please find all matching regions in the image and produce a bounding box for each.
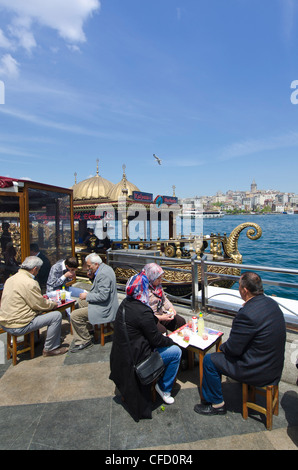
[198,312,205,337]
[61,286,66,304]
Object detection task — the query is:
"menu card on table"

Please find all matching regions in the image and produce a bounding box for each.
[43,294,74,308]
[169,324,223,350]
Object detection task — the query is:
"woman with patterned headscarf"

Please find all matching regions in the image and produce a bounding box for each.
[143,263,186,335]
[109,271,182,421]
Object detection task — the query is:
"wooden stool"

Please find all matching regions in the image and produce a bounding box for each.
[94,323,114,346]
[7,331,35,366]
[242,383,279,430]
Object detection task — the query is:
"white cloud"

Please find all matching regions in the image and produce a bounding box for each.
[0,53,19,78]
[0,1,100,77]
[218,131,298,161]
[8,16,36,53]
[170,158,206,167]
[0,0,100,44]
[67,44,81,53]
[0,28,14,49]
[0,105,134,141]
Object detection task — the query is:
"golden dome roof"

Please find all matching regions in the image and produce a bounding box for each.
[72,161,115,200]
[108,164,140,200]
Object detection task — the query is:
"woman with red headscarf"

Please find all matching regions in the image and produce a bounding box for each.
[109,271,182,421]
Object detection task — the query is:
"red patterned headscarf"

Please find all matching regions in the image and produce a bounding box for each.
[125,272,150,306]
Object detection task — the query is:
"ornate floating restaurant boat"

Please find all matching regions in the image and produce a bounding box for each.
[76,221,262,297]
[71,162,262,296]
[110,222,262,296]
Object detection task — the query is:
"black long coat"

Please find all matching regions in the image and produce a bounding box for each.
[109,297,174,421]
[36,251,51,290]
[211,294,286,386]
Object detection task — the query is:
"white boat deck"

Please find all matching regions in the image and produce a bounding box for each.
[197,286,298,326]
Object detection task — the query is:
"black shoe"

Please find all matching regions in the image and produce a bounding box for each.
[70,340,93,353]
[194,403,227,415]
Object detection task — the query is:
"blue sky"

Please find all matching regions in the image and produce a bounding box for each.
[0,0,298,198]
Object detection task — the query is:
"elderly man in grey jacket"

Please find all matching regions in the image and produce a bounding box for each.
[70,253,118,352]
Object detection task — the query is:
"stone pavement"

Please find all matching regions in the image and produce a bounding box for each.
[0,317,298,451]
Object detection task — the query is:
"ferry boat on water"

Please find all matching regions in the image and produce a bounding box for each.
[180,209,224,219]
[283,210,294,215]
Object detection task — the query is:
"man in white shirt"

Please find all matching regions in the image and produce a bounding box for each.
[46,256,78,292]
[46,256,86,299]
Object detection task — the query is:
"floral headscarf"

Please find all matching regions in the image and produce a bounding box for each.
[125,272,150,306]
[143,263,164,282]
[143,263,164,298]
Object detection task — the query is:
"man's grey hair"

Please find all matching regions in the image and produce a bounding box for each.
[85,253,102,265]
[20,256,43,271]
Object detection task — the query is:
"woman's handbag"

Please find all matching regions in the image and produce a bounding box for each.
[134,350,165,385]
[122,307,165,385]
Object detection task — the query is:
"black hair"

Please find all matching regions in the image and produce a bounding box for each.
[239,272,264,295]
[30,243,39,252]
[65,256,78,268]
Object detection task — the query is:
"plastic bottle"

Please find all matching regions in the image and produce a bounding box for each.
[198,312,204,337]
[61,286,66,304]
[56,290,61,303]
[191,316,198,333]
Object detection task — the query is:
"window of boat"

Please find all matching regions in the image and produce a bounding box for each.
[0,195,21,286]
[28,187,72,266]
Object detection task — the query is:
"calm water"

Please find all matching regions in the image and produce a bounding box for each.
[180,214,298,300]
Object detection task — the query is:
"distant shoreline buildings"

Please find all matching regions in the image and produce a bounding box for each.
[179,179,298,214]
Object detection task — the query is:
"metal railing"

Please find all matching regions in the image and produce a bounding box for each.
[106,249,298,325]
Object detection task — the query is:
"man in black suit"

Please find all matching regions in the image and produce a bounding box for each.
[30,244,51,293]
[194,272,286,415]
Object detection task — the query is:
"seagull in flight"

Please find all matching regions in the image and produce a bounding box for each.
[153,153,162,165]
